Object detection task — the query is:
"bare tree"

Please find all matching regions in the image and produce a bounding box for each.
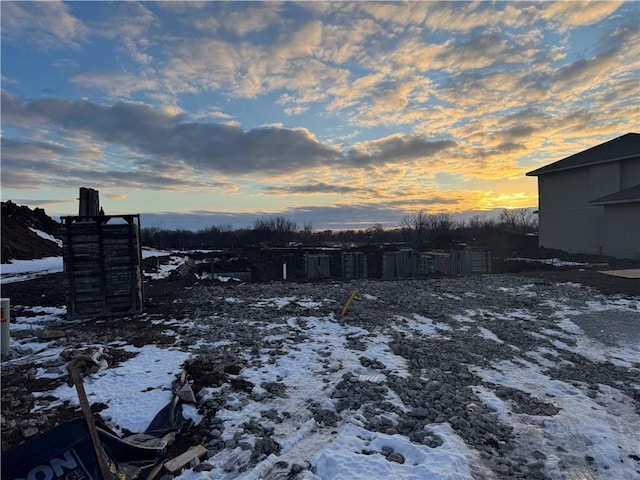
[500,208,537,233]
[301,220,314,242]
[427,213,455,236]
[464,214,497,234]
[365,223,383,238]
[253,216,298,244]
[401,211,430,249]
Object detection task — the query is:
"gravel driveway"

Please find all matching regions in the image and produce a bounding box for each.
[2,273,639,479]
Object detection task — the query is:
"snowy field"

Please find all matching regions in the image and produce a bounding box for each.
[0,247,177,284]
[2,255,640,479]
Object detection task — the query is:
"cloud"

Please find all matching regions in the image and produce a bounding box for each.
[2,90,534,201]
[1,1,87,50]
[541,1,625,32]
[10,198,76,210]
[1,91,342,177]
[0,136,196,191]
[346,135,457,167]
[94,2,160,65]
[104,193,129,201]
[3,86,542,199]
[72,74,160,99]
[189,2,283,36]
[263,183,363,196]
[0,138,83,189]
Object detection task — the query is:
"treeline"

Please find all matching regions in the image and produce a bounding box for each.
[140,208,538,250]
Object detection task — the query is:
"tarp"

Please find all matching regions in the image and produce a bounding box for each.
[2,374,196,480]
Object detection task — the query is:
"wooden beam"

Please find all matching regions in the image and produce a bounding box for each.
[163,445,208,474]
[70,367,114,480]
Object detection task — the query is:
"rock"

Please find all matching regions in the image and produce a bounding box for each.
[531,450,546,460]
[193,462,214,472]
[387,452,405,464]
[408,408,430,418]
[252,391,269,401]
[254,437,280,456]
[230,377,254,392]
[22,427,38,438]
[37,330,66,340]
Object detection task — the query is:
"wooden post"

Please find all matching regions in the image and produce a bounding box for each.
[70,368,113,480]
[79,187,100,217]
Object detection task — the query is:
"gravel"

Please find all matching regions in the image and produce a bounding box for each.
[2,273,639,479]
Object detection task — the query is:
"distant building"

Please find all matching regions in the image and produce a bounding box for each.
[527,133,640,259]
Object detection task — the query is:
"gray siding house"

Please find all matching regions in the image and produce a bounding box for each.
[526,133,640,259]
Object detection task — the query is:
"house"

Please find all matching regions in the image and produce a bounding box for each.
[526,133,640,259]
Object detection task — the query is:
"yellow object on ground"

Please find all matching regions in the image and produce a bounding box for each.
[341,290,359,316]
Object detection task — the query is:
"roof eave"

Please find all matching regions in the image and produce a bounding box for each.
[526,153,639,177]
[589,198,640,206]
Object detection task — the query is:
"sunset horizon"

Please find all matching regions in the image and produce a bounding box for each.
[2,1,638,231]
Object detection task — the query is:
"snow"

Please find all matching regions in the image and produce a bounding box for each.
[0,248,175,283]
[29,228,63,247]
[33,345,191,436]
[506,257,589,267]
[4,255,640,479]
[396,314,452,337]
[0,256,63,284]
[470,359,640,480]
[312,423,483,480]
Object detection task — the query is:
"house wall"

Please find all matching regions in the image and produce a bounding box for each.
[538,205,606,254]
[604,203,640,259]
[538,165,608,253]
[537,157,639,257]
[538,168,590,210]
[538,167,607,253]
[620,157,640,189]
[589,162,620,199]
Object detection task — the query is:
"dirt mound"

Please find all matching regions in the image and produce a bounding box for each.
[1,201,63,263]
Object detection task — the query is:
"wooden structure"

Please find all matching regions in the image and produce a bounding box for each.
[62,214,143,319]
[419,247,492,276]
[305,254,331,280]
[382,249,419,280]
[342,251,368,279]
[78,187,101,217]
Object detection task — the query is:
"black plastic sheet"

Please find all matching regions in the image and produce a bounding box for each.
[2,374,196,480]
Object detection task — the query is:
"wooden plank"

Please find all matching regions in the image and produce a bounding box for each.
[67,224,100,235]
[163,445,208,474]
[103,256,137,266]
[74,300,103,313]
[70,368,113,480]
[145,462,164,480]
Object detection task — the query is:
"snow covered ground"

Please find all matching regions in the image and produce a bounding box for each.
[2,256,640,479]
[0,248,178,284]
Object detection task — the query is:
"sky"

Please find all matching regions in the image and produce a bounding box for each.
[1,1,639,231]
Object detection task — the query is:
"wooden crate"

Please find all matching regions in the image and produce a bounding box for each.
[62,215,143,319]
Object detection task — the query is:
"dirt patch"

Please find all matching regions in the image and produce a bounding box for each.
[1,201,62,263]
[1,273,66,307]
[524,268,640,296]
